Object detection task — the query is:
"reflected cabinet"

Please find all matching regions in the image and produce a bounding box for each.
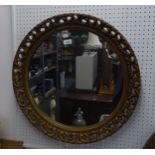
[12,13,141,144]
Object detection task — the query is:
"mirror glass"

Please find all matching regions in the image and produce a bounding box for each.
[28,29,123,126]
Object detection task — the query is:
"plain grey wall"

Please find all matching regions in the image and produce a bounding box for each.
[0,6,17,139]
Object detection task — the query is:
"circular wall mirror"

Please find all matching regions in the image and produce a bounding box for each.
[12,13,141,144]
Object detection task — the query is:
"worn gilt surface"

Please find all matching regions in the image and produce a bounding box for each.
[12,13,141,144]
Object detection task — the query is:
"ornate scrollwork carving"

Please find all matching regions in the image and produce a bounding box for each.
[12,13,140,144]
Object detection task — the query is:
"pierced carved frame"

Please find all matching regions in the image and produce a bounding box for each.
[12,13,141,144]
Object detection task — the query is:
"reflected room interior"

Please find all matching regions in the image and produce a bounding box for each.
[28,29,123,126]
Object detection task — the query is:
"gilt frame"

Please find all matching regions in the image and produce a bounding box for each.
[12,13,140,144]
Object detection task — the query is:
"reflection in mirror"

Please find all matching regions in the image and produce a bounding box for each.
[28,29,123,126]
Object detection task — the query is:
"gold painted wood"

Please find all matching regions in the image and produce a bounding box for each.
[12,13,141,144]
